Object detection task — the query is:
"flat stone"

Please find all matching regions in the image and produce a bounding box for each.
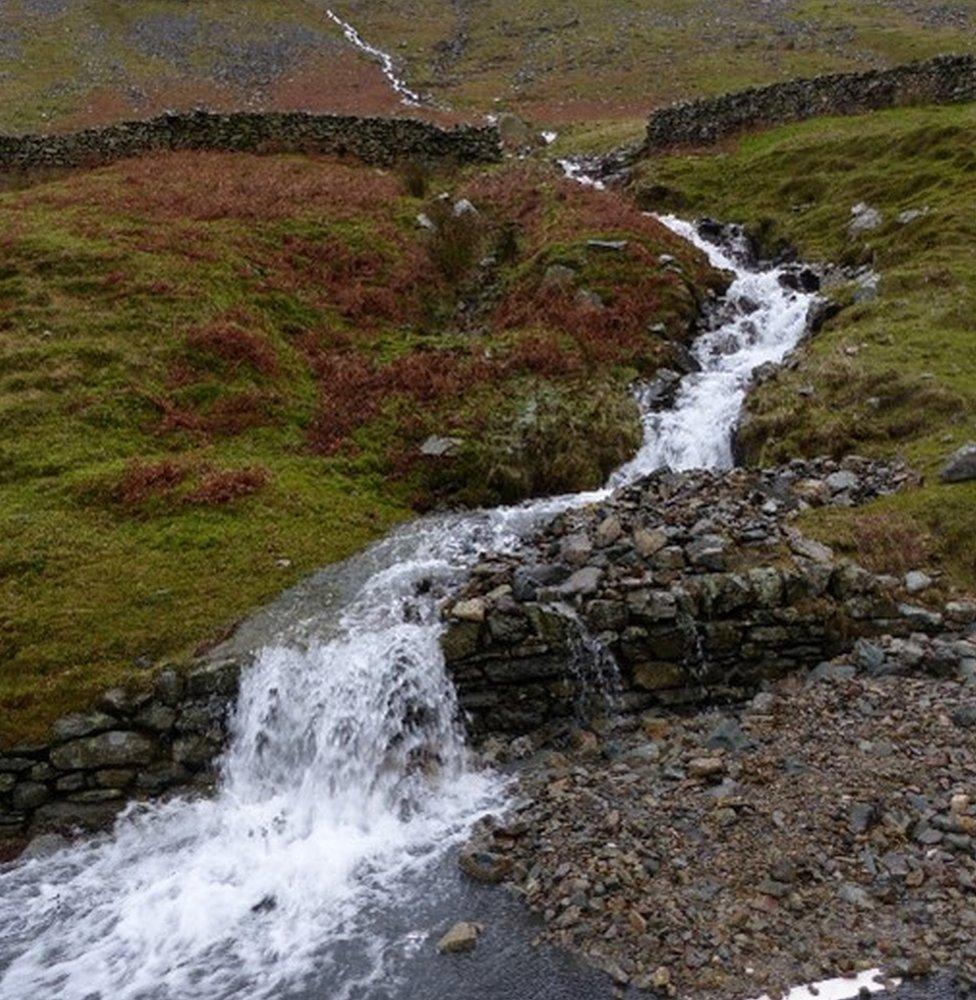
[420,435,461,458]
[595,515,622,547]
[51,711,117,742]
[557,566,602,596]
[633,528,668,559]
[825,470,858,493]
[49,731,156,771]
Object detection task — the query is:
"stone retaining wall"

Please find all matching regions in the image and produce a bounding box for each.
[440,459,952,735]
[0,656,245,841]
[0,110,501,172]
[645,54,976,151]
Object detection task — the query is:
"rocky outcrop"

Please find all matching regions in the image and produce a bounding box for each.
[440,457,974,735]
[645,54,976,151]
[0,110,501,172]
[0,656,246,841]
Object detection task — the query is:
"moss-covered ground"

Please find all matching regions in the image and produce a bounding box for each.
[0,151,719,745]
[632,102,976,593]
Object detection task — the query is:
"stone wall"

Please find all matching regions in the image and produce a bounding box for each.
[645,54,976,151]
[441,459,954,735]
[0,110,501,172]
[0,656,245,841]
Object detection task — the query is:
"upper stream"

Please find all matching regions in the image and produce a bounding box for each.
[0,216,817,1000]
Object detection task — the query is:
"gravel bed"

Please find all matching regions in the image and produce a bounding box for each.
[462,668,976,997]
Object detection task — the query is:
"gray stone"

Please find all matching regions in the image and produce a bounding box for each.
[154,668,184,706]
[633,528,668,559]
[825,470,858,493]
[172,735,220,768]
[594,515,623,547]
[586,239,628,251]
[51,711,117,742]
[49,731,156,771]
[542,264,577,290]
[904,570,933,595]
[560,533,592,567]
[847,203,882,237]
[557,566,602,596]
[940,442,976,483]
[420,435,461,458]
[459,848,511,884]
[12,782,50,811]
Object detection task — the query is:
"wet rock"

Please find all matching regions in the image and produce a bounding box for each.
[557,566,602,596]
[451,598,486,623]
[438,921,482,953]
[459,846,511,884]
[19,832,69,861]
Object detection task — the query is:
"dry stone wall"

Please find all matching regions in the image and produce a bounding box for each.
[645,54,976,151]
[0,656,246,841]
[0,110,501,171]
[441,459,972,735]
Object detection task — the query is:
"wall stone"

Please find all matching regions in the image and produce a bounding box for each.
[645,54,976,151]
[0,110,502,172]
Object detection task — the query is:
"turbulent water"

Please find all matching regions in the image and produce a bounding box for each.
[0,217,817,1000]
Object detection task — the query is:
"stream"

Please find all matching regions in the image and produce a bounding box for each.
[0,217,818,1000]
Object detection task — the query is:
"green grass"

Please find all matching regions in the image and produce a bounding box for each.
[3,0,975,131]
[632,102,976,591]
[0,150,719,745]
[332,0,976,119]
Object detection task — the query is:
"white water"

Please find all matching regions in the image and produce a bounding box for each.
[326,9,423,106]
[0,217,817,1000]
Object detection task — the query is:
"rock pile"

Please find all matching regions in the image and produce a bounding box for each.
[442,457,932,734]
[461,660,976,996]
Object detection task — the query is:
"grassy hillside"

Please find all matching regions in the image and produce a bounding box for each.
[2,0,975,131]
[632,102,976,592]
[0,151,721,745]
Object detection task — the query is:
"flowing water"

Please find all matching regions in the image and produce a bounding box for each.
[0,216,818,1000]
[325,10,424,106]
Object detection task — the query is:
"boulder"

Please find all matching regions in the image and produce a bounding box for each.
[940,442,976,483]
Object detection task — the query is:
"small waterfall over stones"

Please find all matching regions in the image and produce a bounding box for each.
[0,201,818,999]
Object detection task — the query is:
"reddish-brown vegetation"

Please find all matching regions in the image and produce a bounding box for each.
[114,459,187,505]
[262,232,435,327]
[185,313,278,376]
[30,152,405,222]
[184,466,270,506]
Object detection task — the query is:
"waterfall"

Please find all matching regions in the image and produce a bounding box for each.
[0,214,817,1000]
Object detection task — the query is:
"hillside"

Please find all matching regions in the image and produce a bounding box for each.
[632,101,976,591]
[0,151,723,744]
[2,0,975,132]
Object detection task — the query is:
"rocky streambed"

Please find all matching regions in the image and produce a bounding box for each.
[443,456,976,996]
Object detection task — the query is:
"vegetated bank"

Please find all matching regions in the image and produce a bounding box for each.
[0,150,726,750]
[631,101,976,592]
